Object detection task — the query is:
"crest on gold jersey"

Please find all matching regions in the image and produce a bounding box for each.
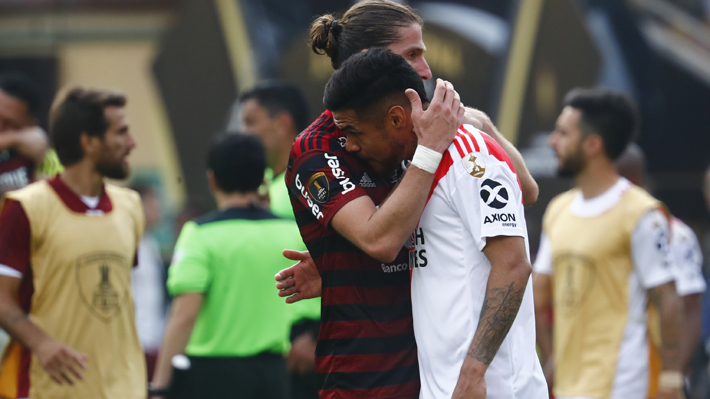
[76,252,130,323]
[554,253,597,315]
[461,152,486,178]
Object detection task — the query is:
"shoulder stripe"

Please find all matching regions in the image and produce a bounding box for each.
[306,114,330,152]
[460,126,481,152]
[453,137,466,158]
[480,131,516,174]
[295,113,329,156]
[427,150,454,204]
[460,133,473,153]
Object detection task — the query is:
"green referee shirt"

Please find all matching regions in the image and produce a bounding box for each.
[168,206,307,357]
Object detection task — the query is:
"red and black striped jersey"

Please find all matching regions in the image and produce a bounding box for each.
[285,110,419,399]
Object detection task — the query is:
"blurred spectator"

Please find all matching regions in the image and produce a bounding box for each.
[533,88,684,399]
[233,80,320,399]
[616,144,706,397]
[131,183,168,381]
[0,87,145,398]
[0,73,48,195]
[151,133,307,398]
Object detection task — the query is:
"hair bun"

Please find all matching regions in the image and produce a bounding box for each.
[323,19,342,37]
[309,14,341,64]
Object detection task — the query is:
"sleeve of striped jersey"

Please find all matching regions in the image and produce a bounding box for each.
[0,198,30,278]
[533,233,553,275]
[451,152,526,252]
[631,208,676,289]
[288,150,367,227]
[167,221,211,295]
[671,221,706,296]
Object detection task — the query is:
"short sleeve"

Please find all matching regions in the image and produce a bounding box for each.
[288,150,368,226]
[631,208,675,289]
[671,220,706,296]
[0,198,30,277]
[167,221,211,295]
[451,153,526,252]
[533,233,553,275]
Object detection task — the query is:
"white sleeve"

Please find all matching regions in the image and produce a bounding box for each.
[451,154,526,252]
[631,209,676,289]
[533,233,553,275]
[671,221,706,296]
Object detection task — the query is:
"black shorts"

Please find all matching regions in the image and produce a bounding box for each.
[168,353,289,399]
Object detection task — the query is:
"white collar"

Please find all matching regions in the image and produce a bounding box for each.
[80,195,100,209]
[569,177,631,218]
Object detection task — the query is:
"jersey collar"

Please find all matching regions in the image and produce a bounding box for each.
[48,175,113,215]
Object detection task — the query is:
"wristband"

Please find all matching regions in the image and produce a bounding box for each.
[410,145,442,174]
[658,370,684,390]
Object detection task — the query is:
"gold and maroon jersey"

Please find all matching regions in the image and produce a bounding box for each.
[0,176,146,399]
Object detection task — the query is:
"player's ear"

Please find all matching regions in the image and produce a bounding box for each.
[387,105,407,130]
[583,134,604,158]
[79,132,100,158]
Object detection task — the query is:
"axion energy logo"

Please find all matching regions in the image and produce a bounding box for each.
[480,179,509,209]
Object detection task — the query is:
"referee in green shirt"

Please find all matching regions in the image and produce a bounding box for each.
[235,81,321,399]
[151,133,305,398]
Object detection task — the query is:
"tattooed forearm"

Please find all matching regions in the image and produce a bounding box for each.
[467,281,526,365]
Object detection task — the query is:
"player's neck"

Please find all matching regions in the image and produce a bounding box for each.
[214,191,259,210]
[575,159,620,200]
[60,162,104,197]
[271,152,289,178]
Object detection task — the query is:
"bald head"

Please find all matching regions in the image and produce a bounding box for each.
[615,143,646,187]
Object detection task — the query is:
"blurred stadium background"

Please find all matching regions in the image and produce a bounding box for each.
[0,0,709,257]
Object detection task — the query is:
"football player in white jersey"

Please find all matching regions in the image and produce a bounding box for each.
[282,48,548,398]
[616,143,705,379]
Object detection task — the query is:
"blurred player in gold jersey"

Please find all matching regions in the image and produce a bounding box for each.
[0,88,146,399]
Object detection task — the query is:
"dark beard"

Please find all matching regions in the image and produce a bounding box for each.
[96,159,128,180]
[556,149,585,178]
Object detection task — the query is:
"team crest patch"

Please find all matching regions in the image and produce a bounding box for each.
[76,252,130,323]
[554,253,597,315]
[462,152,486,178]
[307,172,330,203]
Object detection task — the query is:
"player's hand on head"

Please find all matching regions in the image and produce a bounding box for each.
[406,78,465,154]
[276,250,322,303]
[36,338,87,385]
